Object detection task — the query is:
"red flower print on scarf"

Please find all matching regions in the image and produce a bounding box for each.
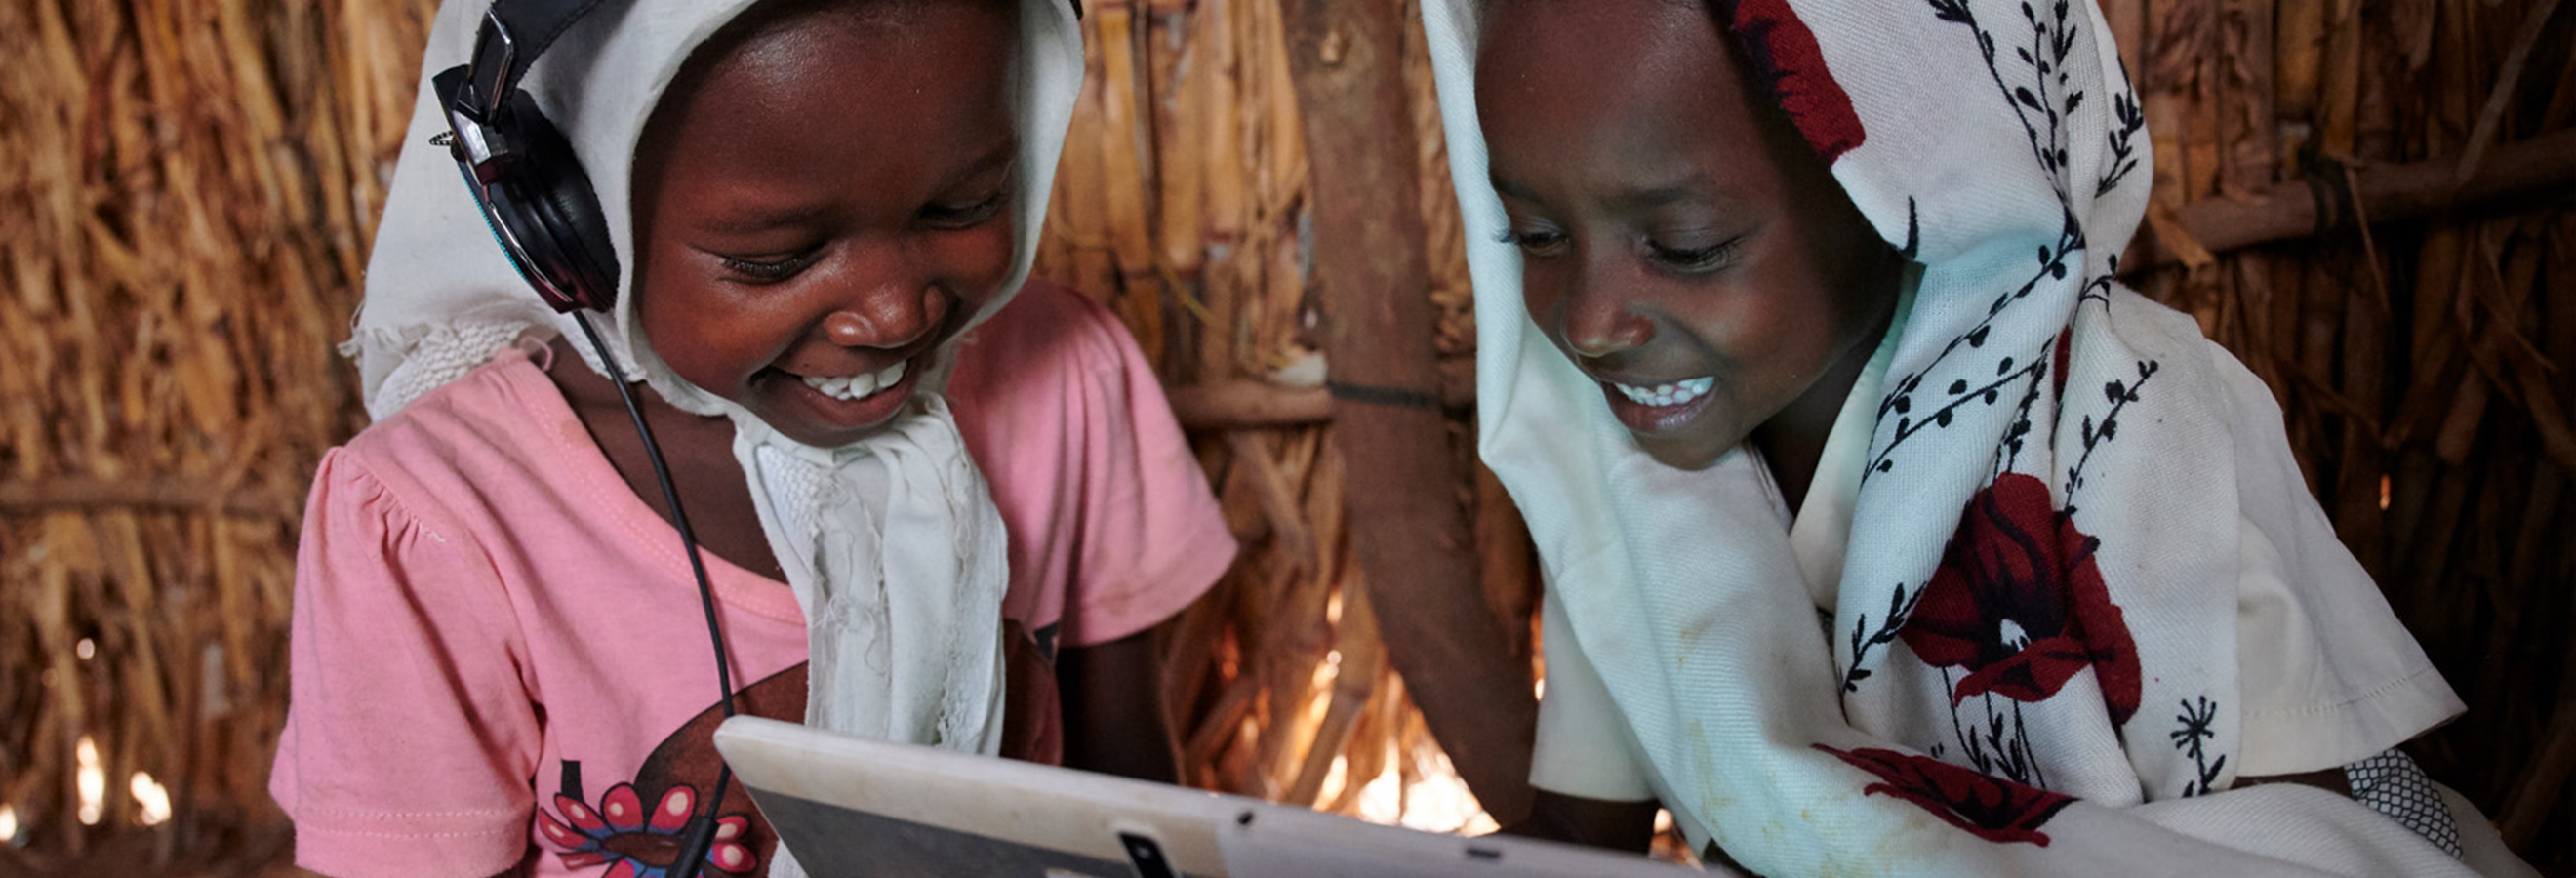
[1815,744,2077,846]
[537,781,760,878]
[1719,0,1867,162]
[1897,472,2142,727]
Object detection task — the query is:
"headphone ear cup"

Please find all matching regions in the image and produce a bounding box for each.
[490,89,621,312]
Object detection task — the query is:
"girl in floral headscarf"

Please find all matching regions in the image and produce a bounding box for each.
[1424,0,2533,874]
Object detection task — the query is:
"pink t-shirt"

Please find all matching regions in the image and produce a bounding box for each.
[270,281,1235,878]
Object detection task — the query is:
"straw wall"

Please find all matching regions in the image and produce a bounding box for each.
[1,0,2569,873]
[1,0,426,871]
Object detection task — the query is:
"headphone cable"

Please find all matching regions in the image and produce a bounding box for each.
[571,311,737,877]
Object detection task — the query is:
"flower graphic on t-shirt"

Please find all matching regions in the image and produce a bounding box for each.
[1896,472,2141,727]
[536,781,759,877]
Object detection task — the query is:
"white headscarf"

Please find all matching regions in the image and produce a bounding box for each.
[1426,0,2481,873]
[352,0,1083,839]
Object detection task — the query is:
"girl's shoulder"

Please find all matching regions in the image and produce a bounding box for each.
[326,345,610,539]
[342,345,567,464]
[951,278,1142,385]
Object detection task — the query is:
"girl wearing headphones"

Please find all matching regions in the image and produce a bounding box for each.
[270,2,1232,876]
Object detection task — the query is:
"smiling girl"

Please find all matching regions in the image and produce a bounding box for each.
[1427,0,2528,874]
[269,2,1234,877]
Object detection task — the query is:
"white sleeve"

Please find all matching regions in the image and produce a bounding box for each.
[2214,343,2465,776]
[1531,586,1659,802]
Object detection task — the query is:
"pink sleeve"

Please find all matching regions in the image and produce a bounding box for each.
[270,449,540,878]
[1055,299,1239,647]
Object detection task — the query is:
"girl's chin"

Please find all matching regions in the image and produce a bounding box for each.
[1633,434,1734,471]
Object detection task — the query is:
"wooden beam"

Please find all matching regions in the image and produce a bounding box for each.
[0,478,301,519]
[1278,0,1537,824]
[1170,380,1335,429]
[2127,129,2576,270]
[1168,376,1474,430]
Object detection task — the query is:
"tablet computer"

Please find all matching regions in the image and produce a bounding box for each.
[710,716,1709,877]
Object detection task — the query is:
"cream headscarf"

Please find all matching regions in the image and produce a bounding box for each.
[1427,0,2486,873]
[352,0,1082,838]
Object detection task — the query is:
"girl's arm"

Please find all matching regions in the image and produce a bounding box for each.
[1506,790,1661,854]
[1056,628,1181,782]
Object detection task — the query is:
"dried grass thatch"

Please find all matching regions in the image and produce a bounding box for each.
[1,0,427,871]
[1,0,2570,873]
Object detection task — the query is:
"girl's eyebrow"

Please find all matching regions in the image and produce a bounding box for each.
[696,135,1021,237]
[699,202,834,236]
[1617,184,1713,210]
[938,136,1021,189]
[1487,171,1749,213]
[1608,175,1748,212]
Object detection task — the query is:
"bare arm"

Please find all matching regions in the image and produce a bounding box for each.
[1057,628,1181,783]
[1503,789,1662,855]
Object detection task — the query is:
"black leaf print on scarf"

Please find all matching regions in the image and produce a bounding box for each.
[1865,212,2082,481]
[1843,580,1931,693]
[2062,358,2159,518]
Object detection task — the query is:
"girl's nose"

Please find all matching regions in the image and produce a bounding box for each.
[1557,269,1654,359]
[823,281,952,350]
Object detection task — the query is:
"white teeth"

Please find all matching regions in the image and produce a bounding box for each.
[1611,376,1714,408]
[800,360,911,402]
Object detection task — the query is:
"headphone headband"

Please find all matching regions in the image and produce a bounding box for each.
[463,0,610,116]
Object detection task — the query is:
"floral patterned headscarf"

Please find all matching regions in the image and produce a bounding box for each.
[1425,0,2474,872]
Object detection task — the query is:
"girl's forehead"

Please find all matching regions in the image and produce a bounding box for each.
[1473,0,1745,128]
[1476,0,1714,66]
[1473,0,1791,207]
[678,0,1020,100]
[637,0,1020,187]
[625,0,1025,232]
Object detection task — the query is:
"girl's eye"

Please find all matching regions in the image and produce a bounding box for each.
[920,190,1011,230]
[1494,226,1569,257]
[717,248,822,284]
[1648,238,1743,273]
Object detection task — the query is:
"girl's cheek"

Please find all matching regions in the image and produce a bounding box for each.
[1520,280,1562,337]
[941,228,1020,307]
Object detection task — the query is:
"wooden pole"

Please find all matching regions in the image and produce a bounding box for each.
[1166,379,1473,430]
[0,478,302,519]
[2126,129,2576,270]
[1276,0,1537,824]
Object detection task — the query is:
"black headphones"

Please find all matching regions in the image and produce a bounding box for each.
[432,2,1077,873]
[435,0,620,313]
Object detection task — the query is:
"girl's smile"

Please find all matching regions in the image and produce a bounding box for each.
[1593,369,1721,436]
[770,351,924,434]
